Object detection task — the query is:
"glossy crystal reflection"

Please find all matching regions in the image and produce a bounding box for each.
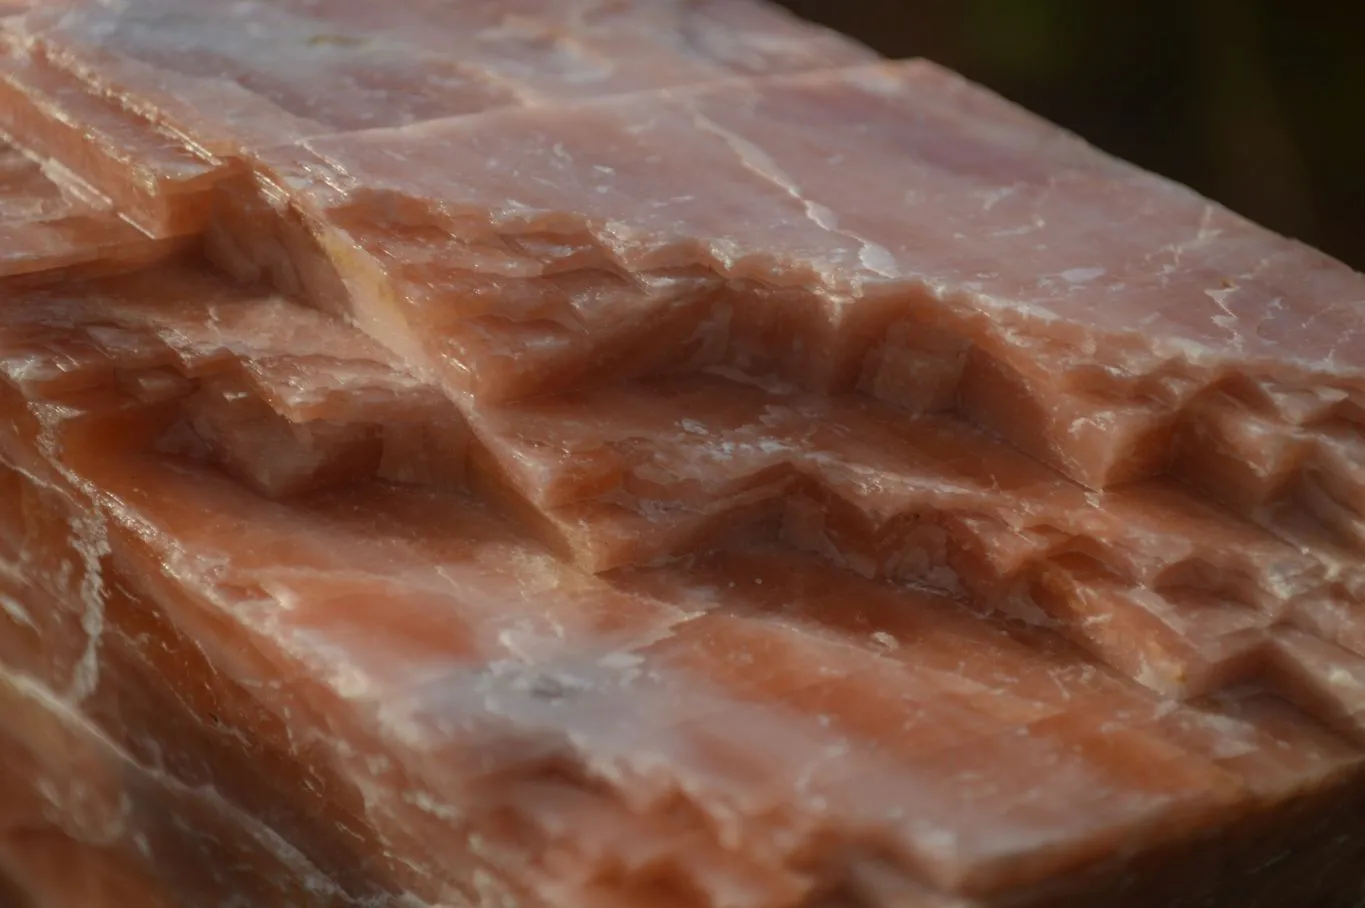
[1,2,1364,906]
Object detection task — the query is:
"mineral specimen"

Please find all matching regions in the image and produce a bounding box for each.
[0,139,185,278]
[0,0,873,236]
[1,1,1364,906]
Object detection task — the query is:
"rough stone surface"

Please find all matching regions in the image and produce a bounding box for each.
[0,139,185,278]
[2,3,1365,907]
[0,0,873,236]
[230,61,1365,536]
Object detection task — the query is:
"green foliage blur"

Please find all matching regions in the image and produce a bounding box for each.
[780,0,1365,270]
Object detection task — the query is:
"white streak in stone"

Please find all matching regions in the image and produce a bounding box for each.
[687,102,901,281]
[0,591,36,630]
[403,789,464,822]
[1205,285,1244,350]
[1060,267,1106,284]
[67,511,110,705]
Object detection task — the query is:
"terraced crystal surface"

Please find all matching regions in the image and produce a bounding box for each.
[2,2,1365,907]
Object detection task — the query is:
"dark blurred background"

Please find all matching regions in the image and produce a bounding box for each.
[778,0,1365,271]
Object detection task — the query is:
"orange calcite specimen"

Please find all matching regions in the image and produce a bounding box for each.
[0,262,466,496]
[0,635,344,907]
[227,60,1365,550]
[468,371,1360,703]
[2,2,1365,907]
[0,0,873,236]
[0,139,185,278]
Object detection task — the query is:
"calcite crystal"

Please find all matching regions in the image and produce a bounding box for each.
[0,139,186,278]
[241,61,1365,512]
[2,1,1365,906]
[0,0,873,236]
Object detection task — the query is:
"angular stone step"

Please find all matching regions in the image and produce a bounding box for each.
[0,261,467,497]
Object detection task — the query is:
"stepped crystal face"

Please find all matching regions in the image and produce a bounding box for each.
[1,2,1364,906]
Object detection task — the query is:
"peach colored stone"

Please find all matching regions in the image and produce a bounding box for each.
[2,256,1365,906]
[0,0,872,237]
[0,140,184,278]
[222,60,1365,560]
[2,4,1365,906]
